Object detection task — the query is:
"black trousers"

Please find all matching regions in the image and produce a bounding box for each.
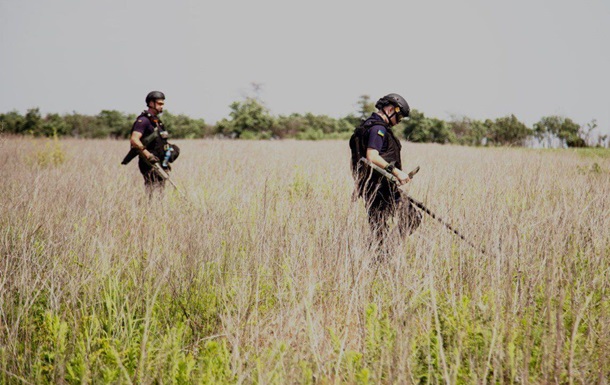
[138,158,165,192]
[365,182,421,241]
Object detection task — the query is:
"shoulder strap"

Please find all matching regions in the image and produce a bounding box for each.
[138,111,164,130]
[357,118,389,148]
[361,118,389,130]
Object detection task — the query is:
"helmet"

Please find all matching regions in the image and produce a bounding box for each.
[145,91,165,105]
[375,93,410,118]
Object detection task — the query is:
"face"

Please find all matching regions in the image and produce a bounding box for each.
[150,99,165,114]
[384,105,403,126]
[392,106,405,124]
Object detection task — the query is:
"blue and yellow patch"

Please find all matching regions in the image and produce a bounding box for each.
[377,129,385,137]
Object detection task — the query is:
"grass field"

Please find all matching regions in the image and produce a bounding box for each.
[1,137,609,384]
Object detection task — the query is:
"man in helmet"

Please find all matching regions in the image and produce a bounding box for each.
[349,93,421,247]
[123,91,180,193]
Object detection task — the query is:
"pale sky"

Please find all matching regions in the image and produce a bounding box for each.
[1,0,609,136]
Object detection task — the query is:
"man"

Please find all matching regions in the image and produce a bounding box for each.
[122,91,179,192]
[350,93,421,245]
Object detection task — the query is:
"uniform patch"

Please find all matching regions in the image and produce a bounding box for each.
[138,120,142,122]
[377,129,385,137]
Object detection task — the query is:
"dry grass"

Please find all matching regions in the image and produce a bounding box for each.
[1,137,609,384]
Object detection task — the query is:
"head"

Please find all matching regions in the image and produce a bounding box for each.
[375,93,410,126]
[145,91,166,115]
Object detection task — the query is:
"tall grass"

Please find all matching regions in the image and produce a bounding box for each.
[1,137,609,384]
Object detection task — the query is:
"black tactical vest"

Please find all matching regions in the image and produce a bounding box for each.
[135,111,169,158]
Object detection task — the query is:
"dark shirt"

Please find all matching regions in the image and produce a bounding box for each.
[366,113,389,153]
[132,113,156,137]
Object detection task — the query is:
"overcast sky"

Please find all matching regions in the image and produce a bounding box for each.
[1,0,609,136]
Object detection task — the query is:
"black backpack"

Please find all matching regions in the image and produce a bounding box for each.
[349,118,390,197]
[349,118,390,172]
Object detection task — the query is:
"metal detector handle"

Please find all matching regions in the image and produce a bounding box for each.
[408,166,420,179]
[152,163,170,180]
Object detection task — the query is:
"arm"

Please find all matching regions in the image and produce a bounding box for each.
[130,131,156,161]
[366,148,411,185]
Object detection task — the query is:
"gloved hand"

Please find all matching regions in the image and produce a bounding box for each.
[147,154,160,163]
[395,169,411,186]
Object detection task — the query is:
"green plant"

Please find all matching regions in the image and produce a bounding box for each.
[31,130,66,167]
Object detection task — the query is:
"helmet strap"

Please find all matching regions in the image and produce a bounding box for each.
[148,102,162,116]
[382,106,397,126]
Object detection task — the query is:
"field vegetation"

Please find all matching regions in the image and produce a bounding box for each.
[1,137,609,384]
[2,94,607,147]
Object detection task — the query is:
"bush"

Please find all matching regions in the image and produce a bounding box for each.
[29,131,66,167]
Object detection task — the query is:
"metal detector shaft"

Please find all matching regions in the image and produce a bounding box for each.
[404,196,483,253]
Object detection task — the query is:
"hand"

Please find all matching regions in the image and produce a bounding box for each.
[395,170,411,185]
[147,153,160,163]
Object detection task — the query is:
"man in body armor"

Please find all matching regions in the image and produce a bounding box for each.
[349,93,421,245]
[122,91,179,192]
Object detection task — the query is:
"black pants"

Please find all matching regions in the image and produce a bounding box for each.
[138,158,165,194]
[365,182,422,241]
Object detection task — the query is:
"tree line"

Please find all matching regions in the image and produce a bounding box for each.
[1,95,607,148]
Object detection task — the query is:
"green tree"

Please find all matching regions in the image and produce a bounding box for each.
[272,113,353,140]
[403,109,455,143]
[23,108,43,135]
[0,110,25,134]
[273,113,307,138]
[216,97,275,138]
[304,113,350,134]
[64,112,97,138]
[533,116,583,148]
[162,111,210,139]
[403,110,425,141]
[344,95,377,128]
[448,116,488,146]
[357,94,375,118]
[485,115,531,146]
[299,113,352,140]
[94,110,132,138]
[41,113,69,137]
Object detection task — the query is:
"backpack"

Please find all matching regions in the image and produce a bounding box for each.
[349,118,390,197]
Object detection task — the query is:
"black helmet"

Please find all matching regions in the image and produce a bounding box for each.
[375,93,410,118]
[145,91,165,105]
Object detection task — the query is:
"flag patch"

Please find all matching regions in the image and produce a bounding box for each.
[377,129,385,137]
